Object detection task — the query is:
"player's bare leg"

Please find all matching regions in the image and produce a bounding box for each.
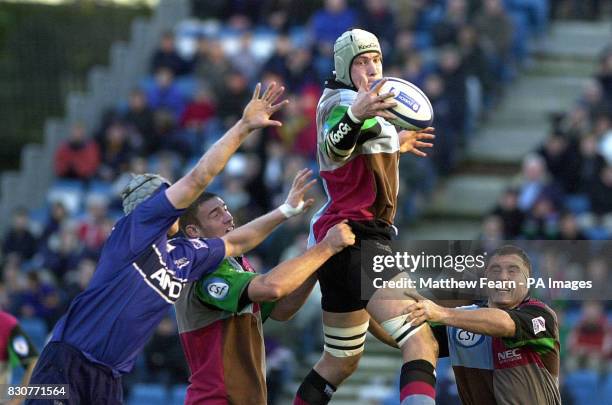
[366,276,439,405]
[294,310,369,404]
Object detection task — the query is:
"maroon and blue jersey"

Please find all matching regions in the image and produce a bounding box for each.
[50,186,225,374]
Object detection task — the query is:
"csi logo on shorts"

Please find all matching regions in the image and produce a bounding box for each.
[454,328,485,348]
[205,277,230,299]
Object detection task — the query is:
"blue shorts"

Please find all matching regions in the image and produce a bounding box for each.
[25,342,123,405]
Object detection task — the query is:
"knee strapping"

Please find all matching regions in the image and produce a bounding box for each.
[323,321,369,358]
[381,314,424,348]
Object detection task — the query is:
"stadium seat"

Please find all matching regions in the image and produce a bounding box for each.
[19,317,49,351]
[170,385,188,405]
[583,227,610,240]
[565,194,591,215]
[564,369,599,404]
[47,179,86,215]
[127,383,168,405]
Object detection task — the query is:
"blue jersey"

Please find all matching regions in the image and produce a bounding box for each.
[51,186,225,374]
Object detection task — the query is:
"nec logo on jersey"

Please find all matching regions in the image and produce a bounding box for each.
[454,328,484,348]
[329,122,351,144]
[205,277,229,299]
[498,348,522,363]
[392,87,420,112]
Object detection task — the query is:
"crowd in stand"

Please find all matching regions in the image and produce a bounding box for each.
[1,0,610,403]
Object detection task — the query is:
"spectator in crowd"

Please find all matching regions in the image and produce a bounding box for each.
[537,132,576,192]
[98,122,134,181]
[215,70,251,127]
[516,154,563,212]
[179,86,217,152]
[13,273,62,331]
[557,212,587,240]
[144,316,189,386]
[123,89,156,154]
[568,301,612,369]
[146,67,186,119]
[432,0,469,47]
[54,123,101,181]
[194,39,231,98]
[474,0,515,75]
[521,196,560,239]
[310,0,357,45]
[39,201,67,244]
[491,188,525,238]
[2,208,38,262]
[76,195,112,254]
[150,31,191,77]
[40,223,82,281]
[358,0,397,50]
[588,164,612,215]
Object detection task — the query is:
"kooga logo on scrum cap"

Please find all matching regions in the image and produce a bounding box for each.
[358,42,378,50]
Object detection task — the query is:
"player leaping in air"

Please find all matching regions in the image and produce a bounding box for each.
[26,82,295,405]
[293,29,438,405]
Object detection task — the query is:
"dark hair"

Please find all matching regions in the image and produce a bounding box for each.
[488,244,532,276]
[178,192,219,234]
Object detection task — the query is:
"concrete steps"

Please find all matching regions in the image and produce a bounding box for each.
[411,19,611,240]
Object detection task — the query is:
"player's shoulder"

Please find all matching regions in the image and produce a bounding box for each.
[516,298,559,325]
[0,311,18,328]
[168,236,212,250]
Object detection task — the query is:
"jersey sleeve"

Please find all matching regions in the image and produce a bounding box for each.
[168,237,226,282]
[194,261,258,313]
[109,185,185,257]
[259,301,277,323]
[322,105,381,160]
[502,302,558,354]
[8,324,38,369]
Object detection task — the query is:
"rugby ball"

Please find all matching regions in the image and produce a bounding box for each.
[375,77,434,130]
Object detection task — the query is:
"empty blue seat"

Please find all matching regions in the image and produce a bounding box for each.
[565,194,591,215]
[170,384,188,405]
[19,317,48,351]
[127,383,167,405]
[564,369,598,404]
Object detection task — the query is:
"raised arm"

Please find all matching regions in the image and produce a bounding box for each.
[221,168,316,258]
[166,82,288,209]
[247,222,355,302]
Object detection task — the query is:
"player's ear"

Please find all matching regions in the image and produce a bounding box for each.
[184,224,201,238]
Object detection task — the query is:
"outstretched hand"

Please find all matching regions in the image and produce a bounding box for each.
[399,127,435,156]
[284,168,317,214]
[241,82,289,131]
[350,75,397,122]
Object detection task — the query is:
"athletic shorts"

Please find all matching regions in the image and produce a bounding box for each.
[25,342,123,405]
[317,220,400,313]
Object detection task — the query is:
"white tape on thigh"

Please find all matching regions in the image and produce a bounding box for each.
[323,322,369,358]
[380,314,424,348]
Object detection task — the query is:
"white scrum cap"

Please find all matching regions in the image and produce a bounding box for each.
[333,28,382,87]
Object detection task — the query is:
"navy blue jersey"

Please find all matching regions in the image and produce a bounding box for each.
[50,186,225,374]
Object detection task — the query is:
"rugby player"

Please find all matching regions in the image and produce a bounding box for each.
[0,311,39,405]
[174,170,355,404]
[405,245,561,405]
[294,29,439,405]
[26,82,289,404]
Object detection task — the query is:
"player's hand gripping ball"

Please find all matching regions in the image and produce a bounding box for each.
[372,77,434,130]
